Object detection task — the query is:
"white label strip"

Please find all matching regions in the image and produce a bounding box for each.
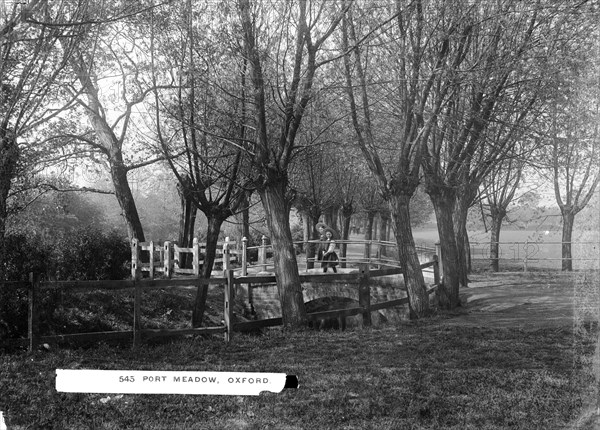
[56,369,290,396]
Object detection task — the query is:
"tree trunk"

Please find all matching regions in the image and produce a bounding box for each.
[234,190,251,244]
[300,210,312,268]
[110,160,145,242]
[177,180,197,268]
[453,210,469,289]
[177,177,196,244]
[389,194,431,318]
[340,202,353,268]
[0,133,18,272]
[454,189,475,287]
[560,209,575,271]
[178,196,195,247]
[379,215,389,257]
[364,211,376,259]
[191,214,225,327]
[241,194,250,241]
[300,210,310,252]
[259,181,307,328]
[372,216,379,244]
[489,207,505,272]
[364,212,375,240]
[71,56,145,243]
[428,188,461,309]
[464,232,472,273]
[324,206,339,232]
[301,208,320,270]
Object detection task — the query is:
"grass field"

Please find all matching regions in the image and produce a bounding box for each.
[0,313,596,429]
[1,238,598,428]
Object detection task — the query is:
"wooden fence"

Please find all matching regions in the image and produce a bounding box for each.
[5,251,439,352]
[303,239,437,270]
[8,274,230,352]
[132,235,439,278]
[131,237,239,279]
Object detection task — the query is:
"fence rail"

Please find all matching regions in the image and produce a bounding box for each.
[132,238,240,279]
[5,249,439,351]
[469,240,599,270]
[134,235,437,278]
[235,237,436,274]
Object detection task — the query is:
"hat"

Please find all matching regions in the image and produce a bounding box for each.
[323,227,340,240]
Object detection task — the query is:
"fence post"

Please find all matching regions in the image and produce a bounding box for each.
[241,237,248,276]
[364,240,371,263]
[240,236,252,307]
[159,243,164,275]
[224,269,234,342]
[193,237,200,276]
[133,279,142,349]
[148,241,154,280]
[358,263,371,327]
[260,235,267,272]
[304,236,310,271]
[223,237,231,275]
[433,255,440,286]
[164,241,172,278]
[28,273,39,353]
[523,240,528,272]
[435,242,443,283]
[131,239,141,280]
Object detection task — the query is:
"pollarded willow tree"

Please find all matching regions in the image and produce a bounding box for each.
[480,144,527,272]
[292,139,365,267]
[419,0,577,308]
[291,142,338,269]
[342,0,582,311]
[542,21,600,271]
[329,150,364,261]
[0,0,87,272]
[289,88,365,268]
[341,0,470,317]
[146,0,252,326]
[237,0,351,328]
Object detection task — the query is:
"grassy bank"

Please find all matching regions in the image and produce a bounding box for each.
[0,316,595,429]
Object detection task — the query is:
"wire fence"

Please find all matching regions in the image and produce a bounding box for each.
[469,241,599,271]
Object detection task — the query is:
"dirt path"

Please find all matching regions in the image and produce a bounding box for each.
[444,271,600,429]
[439,271,596,330]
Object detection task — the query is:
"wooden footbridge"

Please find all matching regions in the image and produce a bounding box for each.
[129,235,440,330]
[8,236,440,351]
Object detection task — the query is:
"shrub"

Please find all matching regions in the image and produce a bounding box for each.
[1,233,51,282]
[0,227,131,342]
[1,233,52,341]
[51,226,131,281]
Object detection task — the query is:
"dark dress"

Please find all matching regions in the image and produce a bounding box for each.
[317,233,326,263]
[321,239,338,270]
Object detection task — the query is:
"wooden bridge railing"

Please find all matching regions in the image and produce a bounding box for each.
[131,237,239,279]
[132,236,439,280]
[12,249,439,351]
[236,237,438,275]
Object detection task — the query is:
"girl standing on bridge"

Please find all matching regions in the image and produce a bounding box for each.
[316,223,328,264]
[321,229,339,273]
